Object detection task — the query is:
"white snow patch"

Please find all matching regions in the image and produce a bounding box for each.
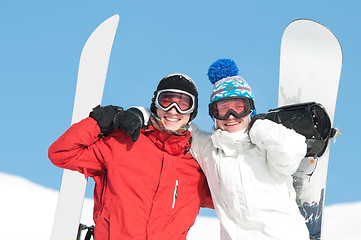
[0,172,359,240]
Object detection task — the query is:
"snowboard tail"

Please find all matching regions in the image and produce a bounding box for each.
[279,19,342,239]
[51,15,119,240]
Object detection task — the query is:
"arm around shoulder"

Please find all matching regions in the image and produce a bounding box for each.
[188,123,212,166]
[48,117,106,176]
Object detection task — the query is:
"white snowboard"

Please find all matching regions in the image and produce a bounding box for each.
[50,15,119,240]
[279,19,342,240]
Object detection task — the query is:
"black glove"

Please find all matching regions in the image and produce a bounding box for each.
[113,107,144,142]
[89,105,123,136]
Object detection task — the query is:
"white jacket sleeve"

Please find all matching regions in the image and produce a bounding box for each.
[133,106,152,124]
[249,119,307,176]
[189,123,212,167]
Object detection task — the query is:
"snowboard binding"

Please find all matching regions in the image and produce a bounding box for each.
[263,102,336,158]
[77,223,94,240]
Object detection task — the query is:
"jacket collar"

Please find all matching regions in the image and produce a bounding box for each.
[142,124,191,156]
[211,127,251,157]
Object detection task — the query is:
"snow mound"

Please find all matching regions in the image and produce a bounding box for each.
[0,172,359,240]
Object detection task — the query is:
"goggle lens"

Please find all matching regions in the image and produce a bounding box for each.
[214,100,247,117]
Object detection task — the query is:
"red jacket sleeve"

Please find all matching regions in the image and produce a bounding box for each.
[199,178,214,209]
[48,117,107,177]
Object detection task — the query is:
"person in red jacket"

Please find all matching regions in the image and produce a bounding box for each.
[48,73,213,240]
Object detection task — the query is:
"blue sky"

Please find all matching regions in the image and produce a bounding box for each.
[1,0,360,217]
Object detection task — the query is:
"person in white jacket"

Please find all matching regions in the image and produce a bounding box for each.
[115,59,310,240]
[188,59,310,240]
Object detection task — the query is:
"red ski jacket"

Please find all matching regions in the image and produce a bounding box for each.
[49,117,213,240]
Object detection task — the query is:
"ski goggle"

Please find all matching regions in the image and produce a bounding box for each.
[209,97,255,120]
[155,89,196,114]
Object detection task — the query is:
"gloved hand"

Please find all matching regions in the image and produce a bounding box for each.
[89,105,123,136]
[113,107,144,142]
[248,102,335,158]
[248,113,267,131]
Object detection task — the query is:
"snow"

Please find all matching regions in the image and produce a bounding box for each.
[0,172,360,240]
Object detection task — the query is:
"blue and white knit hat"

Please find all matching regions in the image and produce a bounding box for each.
[208,59,255,103]
[208,59,256,118]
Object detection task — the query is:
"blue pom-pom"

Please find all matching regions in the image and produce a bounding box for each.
[207,59,239,84]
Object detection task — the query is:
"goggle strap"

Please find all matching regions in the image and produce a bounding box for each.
[249,98,255,110]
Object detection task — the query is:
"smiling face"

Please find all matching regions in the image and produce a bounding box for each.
[215,113,251,133]
[156,107,191,131]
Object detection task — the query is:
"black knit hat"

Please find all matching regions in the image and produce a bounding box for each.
[151,73,198,122]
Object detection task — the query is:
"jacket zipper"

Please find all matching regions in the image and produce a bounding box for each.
[172,179,179,209]
[216,158,230,211]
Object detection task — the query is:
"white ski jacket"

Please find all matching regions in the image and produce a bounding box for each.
[189,119,310,240]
